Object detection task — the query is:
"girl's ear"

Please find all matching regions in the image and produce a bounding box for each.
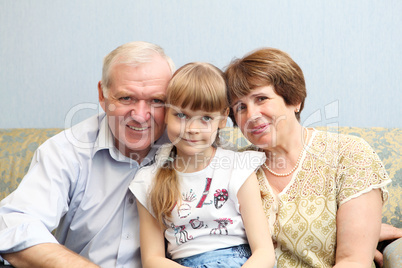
[165,108,170,124]
[218,108,230,129]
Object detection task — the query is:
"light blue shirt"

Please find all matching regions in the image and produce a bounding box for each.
[0,113,168,267]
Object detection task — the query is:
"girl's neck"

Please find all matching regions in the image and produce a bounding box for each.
[174,146,216,173]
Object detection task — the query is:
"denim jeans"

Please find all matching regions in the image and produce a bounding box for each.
[173,244,251,268]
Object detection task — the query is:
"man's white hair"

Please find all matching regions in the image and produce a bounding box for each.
[101,41,175,97]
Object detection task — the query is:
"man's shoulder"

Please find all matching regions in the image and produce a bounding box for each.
[40,113,106,152]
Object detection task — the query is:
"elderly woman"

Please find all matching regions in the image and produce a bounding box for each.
[224,48,392,267]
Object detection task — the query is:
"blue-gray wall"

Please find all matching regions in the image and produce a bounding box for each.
[1,0,401,128]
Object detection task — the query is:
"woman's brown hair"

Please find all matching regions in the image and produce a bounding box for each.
[224,47,307,122]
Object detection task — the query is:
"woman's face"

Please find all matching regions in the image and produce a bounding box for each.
[232,85,298,149]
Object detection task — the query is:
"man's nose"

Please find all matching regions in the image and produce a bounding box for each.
[130,101,151,123]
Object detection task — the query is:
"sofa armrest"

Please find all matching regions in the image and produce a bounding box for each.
[383,237,402,268]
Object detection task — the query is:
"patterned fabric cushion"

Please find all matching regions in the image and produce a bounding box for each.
[0,128,62,200]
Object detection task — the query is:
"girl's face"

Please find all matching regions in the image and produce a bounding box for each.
[232,85,298,150]
[166,105,228,159]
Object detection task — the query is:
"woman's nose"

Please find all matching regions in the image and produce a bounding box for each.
[246,103,261,121]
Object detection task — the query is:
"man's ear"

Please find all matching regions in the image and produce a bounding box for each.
[218,108,230,129]
[98,81,106,112]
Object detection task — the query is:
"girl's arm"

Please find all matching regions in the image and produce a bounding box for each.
[237,172,275,268]
[137,202,184,268]
[334,189,382,268]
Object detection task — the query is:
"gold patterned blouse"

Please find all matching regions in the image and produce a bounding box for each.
[255,130,391,267]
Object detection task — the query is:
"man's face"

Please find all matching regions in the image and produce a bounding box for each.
[98,54,172,160]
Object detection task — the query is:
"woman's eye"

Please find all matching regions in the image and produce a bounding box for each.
[201,116,212,122]
[235,104,246,112]
[257,96,268,102]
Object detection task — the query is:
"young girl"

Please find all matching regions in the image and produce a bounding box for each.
[129,62,275,268]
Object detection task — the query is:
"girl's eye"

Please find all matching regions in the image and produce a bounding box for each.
[257,96,268,102]
[176,113,187,119]
[201,116,212,122]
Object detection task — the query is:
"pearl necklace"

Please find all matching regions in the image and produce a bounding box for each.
[263,129,307,177]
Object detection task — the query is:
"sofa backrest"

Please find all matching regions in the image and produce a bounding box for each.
[1,127,401,228]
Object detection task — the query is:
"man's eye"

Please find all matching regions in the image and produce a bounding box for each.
[201,116,212,122]
[119,97,131,104]
[151,99,165,107]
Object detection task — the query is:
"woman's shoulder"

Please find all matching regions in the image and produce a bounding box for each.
[313,129,369,145]
[312,129,375,156]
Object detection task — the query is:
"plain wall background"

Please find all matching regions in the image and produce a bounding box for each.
[1,0,401,128]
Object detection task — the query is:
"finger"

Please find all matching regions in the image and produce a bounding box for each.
[374,249,383,268]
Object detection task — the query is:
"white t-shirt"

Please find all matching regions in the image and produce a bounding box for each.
[130,144,265,259]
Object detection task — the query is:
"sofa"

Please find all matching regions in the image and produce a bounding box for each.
[1,126,401,267]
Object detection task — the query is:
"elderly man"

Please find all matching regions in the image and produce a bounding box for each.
[0,41,174,267]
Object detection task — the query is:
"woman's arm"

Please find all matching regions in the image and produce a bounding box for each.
[334,189,382,268]
[136,202,184,268]
[237,172,275,268]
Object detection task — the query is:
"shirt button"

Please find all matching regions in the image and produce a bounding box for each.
[129,198,134,204]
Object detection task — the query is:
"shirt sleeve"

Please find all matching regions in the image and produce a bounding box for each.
[0,138,78,253]
[336,135,391,206]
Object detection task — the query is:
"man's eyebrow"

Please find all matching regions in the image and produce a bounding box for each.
[151,93,166,100]
[113,90,132,97]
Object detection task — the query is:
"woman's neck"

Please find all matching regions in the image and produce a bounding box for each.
[263,125,308,174]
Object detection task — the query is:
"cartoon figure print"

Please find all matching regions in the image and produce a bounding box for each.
[214,189,228,209]
[177,189,196,219]
[189,217,207,229]
[210,218,233,235]
[171,223,193,245]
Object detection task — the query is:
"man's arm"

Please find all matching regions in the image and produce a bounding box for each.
[2,243,99,268]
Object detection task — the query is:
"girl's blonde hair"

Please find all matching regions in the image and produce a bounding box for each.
[150,62,228,228]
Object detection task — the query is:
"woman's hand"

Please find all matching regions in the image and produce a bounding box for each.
[374,223,402,267]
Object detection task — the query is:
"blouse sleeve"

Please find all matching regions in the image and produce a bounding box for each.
[336,135,391,206]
